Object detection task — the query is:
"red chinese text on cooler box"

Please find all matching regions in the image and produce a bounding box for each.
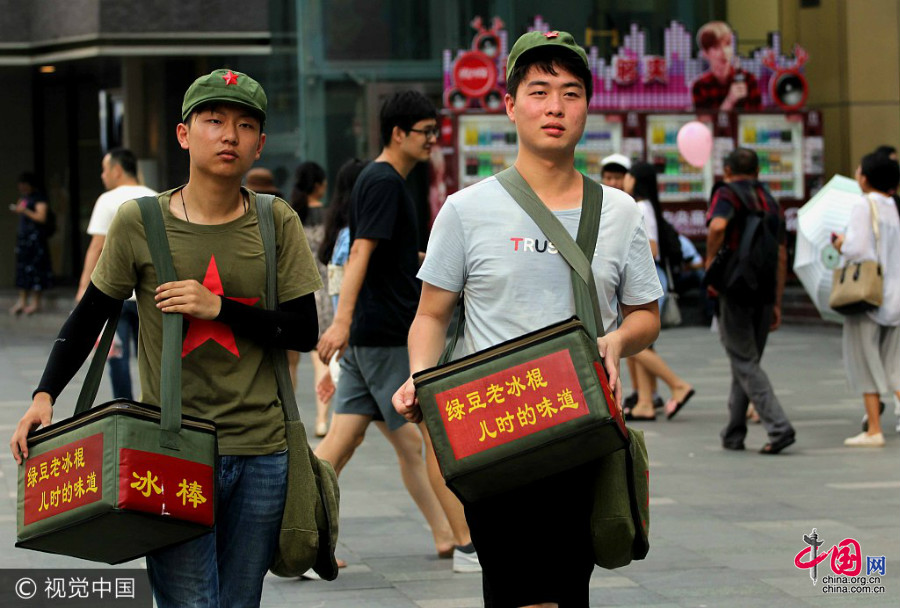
[119,448,214,527]
[436,349,589,460]
[23,433,104,526]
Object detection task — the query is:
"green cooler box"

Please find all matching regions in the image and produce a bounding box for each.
[17,400,217,564]
[414,317,627,503]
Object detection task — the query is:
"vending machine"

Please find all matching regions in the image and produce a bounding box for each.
[645,114,714,203]
[737,114,805,200]
[454,113,623,189]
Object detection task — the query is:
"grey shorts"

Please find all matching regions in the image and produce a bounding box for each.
[334,345,410,431]
[842,315,900,394]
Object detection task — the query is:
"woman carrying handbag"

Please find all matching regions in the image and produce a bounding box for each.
[832,152,900,447]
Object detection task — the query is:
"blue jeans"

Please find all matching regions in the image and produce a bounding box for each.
[108,300,138,400]
[147,451,288,608]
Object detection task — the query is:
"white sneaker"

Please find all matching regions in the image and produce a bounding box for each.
[452,546,482,573]
[844,432,885,447]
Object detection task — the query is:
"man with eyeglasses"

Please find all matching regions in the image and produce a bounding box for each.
[316,91,475,567]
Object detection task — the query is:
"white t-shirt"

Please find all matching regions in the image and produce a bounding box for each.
[87,185,158,236]
[636,199,659,262]
[841,192,900,326]
[419,176,663,355]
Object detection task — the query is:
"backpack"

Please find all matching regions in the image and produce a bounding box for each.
[707,181,780,304]
[657,216,683,269]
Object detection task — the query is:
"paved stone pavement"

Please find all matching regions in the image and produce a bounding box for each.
[0,297,897,607]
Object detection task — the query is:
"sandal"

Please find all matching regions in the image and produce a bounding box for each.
[624,411,656,422]
[759,433,795,455]
[665,388,695,420]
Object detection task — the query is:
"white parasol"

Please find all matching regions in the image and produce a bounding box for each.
[793,175,862,323]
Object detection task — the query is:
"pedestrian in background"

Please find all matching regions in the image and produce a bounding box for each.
[245,166,283,199]
[9,171,53,315]
[76,148,157,400]
[833,152,900,447]
[291,160,334,436]
[315,91,459,562]
[10,68,323,607]
[599,153,630,191]
[315,157,368,409]
[706,148,795,454]
[623,162,695,421]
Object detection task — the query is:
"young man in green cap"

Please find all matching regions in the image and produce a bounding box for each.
[10,68,322,607]
[393,31,662,605]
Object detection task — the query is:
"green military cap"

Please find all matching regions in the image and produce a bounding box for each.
[181,68,267,122]
[506,30,589,81]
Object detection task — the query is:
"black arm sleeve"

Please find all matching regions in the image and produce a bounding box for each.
[215,293,319,352]
[34,283,123,402]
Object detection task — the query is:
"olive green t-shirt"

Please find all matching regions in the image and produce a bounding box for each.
[92,188,322,455]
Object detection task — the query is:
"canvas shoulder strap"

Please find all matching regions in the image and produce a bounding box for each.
[494,166,604,338]
[255,194,302,423]
[439,169,604,365]
[74,307,122,415]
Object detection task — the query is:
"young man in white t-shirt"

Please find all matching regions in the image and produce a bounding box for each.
[77,148,157,399]
[393,30,662,607]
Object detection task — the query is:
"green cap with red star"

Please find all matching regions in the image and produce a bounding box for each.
[506,30,589,81]
[181,68,267,122]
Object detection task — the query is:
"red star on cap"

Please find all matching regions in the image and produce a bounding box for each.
[182,255,259,358]
[543,31,560,39]
[221,70,239,85]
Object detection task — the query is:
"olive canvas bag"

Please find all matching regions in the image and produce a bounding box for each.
[254,194,341,581]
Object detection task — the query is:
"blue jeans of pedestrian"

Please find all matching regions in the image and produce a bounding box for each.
[147,451,288,608]
[108,300,138,400]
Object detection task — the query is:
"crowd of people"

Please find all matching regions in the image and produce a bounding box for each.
[6,26,899,608]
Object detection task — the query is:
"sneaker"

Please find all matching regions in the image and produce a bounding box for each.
[452,544,482,573]
[861,401,886,433]
[844,432,885,447]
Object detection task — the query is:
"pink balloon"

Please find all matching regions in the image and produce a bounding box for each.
[677,121,713,168]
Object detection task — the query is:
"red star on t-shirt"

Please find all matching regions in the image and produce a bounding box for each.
[182,255,259,358]
[222,70,239,85]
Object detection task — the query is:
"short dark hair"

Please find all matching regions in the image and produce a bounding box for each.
[189,101,266,132]
[873,145,897,159]
[601,164,628,175]
[379,91,437,147]
[506,47,593,101]
[860,152,900,193]
[724,148,759,176]
[106,147,138,177]
[17,171,42,190]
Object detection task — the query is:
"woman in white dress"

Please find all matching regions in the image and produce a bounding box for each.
[834,152,900,447]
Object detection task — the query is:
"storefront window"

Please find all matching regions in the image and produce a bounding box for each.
[324,0,432,60]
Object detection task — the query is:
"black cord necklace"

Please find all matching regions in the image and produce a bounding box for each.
[180,189,248,224]
[180,189,190,223]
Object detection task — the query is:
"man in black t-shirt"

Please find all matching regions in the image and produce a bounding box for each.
[316,91,476,567]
